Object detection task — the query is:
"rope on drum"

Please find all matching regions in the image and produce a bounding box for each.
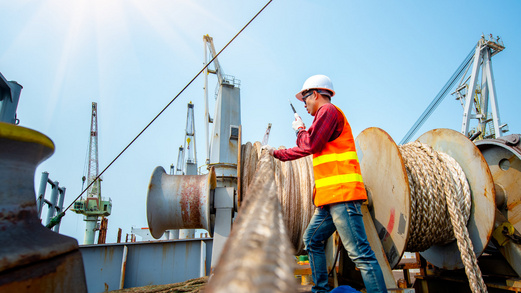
[399,141,487,293]
[206,151,296,293]
[240,142,315,255]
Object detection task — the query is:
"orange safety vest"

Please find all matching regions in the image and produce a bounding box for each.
[312,105,367,207]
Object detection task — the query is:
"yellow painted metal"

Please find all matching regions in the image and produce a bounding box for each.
[0,123,86,292]
[417,128,496,270]
[355,127,411,268]
[0,121,54,150]
[492,222,515,247]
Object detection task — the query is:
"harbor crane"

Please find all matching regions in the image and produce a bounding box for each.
[401,34,507,144]
[174,102,197,176]
[71,102,112,244]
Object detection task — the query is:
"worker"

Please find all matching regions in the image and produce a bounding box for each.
[262,75,387,293]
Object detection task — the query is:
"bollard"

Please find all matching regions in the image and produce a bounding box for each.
[0,122,87,292]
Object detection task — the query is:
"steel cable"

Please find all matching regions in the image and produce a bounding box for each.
[400,46,476,144]
[52,0,274,223]
[206,152,296,293]
[240,142,315,255]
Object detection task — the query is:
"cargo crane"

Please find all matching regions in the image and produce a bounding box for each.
[168,102,199,240]
[401,34,508,144]
[179,101,197,176]
[170,102,196,176]
[71,102,112,244]
[145,34,521,293]
[456,34,508,140]
[147,34,241,271]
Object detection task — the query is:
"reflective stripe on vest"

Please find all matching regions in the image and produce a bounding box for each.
[312,151,359,166]
[314,173,364,189]
[312,104,367,206]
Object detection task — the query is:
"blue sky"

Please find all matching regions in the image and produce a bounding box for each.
[1,0,520,243]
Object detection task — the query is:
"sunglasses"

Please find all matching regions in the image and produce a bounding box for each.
[302,90,314,102]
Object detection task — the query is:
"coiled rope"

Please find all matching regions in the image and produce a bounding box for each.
[240,139,486,292]
[399,141,487,293]
[240,142,315,255]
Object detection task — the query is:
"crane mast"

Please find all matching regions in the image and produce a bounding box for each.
[171,102,197,176]
[87,103,100,198]
[71,102,112,245]
[457,34,507,140]
[203,35,240,164]
[184,102,197,175]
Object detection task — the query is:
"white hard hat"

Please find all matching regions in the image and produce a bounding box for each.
[295,74,335,101]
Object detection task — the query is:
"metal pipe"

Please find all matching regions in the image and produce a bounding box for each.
[37,171,49,218]
[54,187,66,232]
[84,216,98,245]
[204,36,210,165]
[469,131,482,141]
[200,240,207,277]
[120,245,128,289]
[45,181,59,226]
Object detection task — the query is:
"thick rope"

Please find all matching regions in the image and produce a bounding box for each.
[240,142,315,255]
[242,141,486,292]
[399,141,487,293]
[206,153,296,293]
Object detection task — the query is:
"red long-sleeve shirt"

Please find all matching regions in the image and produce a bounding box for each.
[273,103,344,161]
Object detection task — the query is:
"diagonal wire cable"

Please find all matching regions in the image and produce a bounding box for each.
[58,0,274,217]
[400,45,476,144]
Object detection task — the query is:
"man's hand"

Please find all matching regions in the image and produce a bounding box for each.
[292,113,305,135]
[261,145,275,156]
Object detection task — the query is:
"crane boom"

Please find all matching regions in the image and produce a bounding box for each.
[400,34,507,144]
[87,102,100,198]
[203,34,224,85]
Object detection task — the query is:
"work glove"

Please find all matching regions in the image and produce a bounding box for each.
[261,145,275,156]
[292,113,305,135]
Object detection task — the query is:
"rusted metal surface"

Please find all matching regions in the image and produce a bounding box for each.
[476,134,521,232]
[415,274,521,292]
[490,208,521,277]
[110,276,208,293]
[147,166,216,239]
[417,128,496,270]
[361,204,398,288]
[0,250,87,293]
[0,122,87,292]
[355,127,411,268]
[98,217,108,244]
[205,153,297,293]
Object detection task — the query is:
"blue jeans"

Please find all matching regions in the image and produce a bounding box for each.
[303,201,387,293]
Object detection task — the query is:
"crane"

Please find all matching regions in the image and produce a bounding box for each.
[400,34,507,144]
[203,34,240,164]
[457,34,507,140]
[71,102,112,244]
[170,102,197,176]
